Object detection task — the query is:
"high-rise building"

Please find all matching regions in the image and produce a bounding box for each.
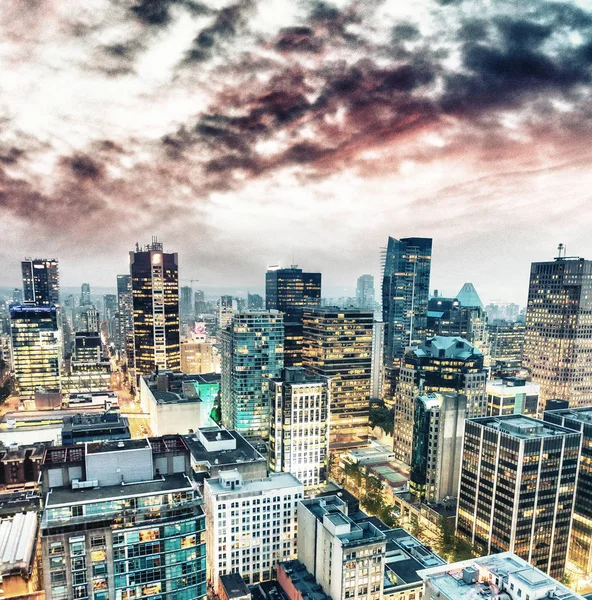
[486,377,540,416]
[181,286,193,320]
[220,310,284,438]
[79,307,99,333]
[371,320,384,399]
[395,336,486,464]
[21,258,59,307]
[456,415,581,579]
[194,290,207,315]
[204,470,303,592]
[418,553,585,600]
[116,274,134,357]
[524,255,592,408]
[265,267,321,317]
[488,321,525,367]
[303,307,373,450]
[130,240,180,376]
[217,295,233,330]
[356,274,375,309]
[298,495,387,600]
[544,407,592,574]
[80,282,91,306]
[409,392,466,503]
[455,282,483,309]
[248,293,264,310]
[10,304,61,401]
[40,437,206,600]
[269,367,330,492]
[180,341,215,374]
[382,237,432,402]
[11,288,23,304]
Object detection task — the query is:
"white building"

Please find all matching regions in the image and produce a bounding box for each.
[203,470,303,592]
[418,552,584,600]
[486,377,540,417]
[269,368,330,492]
[298,495,387,600]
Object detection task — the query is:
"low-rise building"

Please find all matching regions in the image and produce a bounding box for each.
[486,377,540,417]
[61,410,130,445]
[220,572,252,600]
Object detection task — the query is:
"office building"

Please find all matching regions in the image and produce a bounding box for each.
[10,304,61,402]
[265,267,321,317]
[382,237,432,402]
[80,282,91,306]
[116,273,134,356]
[74,331,101,361]
[194,290,207,315]
[544,407,592,573]
[269,367,330,492]
[356,274,375,309]
[524,254,592,408]
[181,285,193,319]
[61,411,131,445]
[180,341,215,374]
[220,311,284,438]
[183,426,268,482]
[487,378,540,416]
[298,495,387,600]
[217,296,234,330]
[248,293,264,310]
[11,288,23,304]
[130,239,180,376]
[78,306,99,333]
[410,392,466,503]
[40,437,206,600]
[204,470,303,591]
[21,258,59,307]
[303,307,373,451]
[456,415,581,578]
[395,336,486,465]
[455,283,483,309]
[418,553,585,600]
[488,321,525,367]
[371,320,384,399]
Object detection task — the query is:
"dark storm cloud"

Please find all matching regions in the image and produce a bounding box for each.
[0,147,25,166]
[62,153,105,181]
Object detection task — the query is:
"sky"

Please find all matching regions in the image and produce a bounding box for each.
[1,0,592,304]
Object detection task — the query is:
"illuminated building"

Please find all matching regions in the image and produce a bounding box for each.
[486,377,539,416]
[544,407,592,574]
[74,332,102,362]
[130,240,180,376]
[79,307,99,333]
[371,320,384,399]
[409,392,466,503]
[488,321,525,367]
[80,282,91,306]
[269,367,330,492]
[456,415,581,579]
[21,258,60,307]
[180,341,215,374]
[524,255,592,408]
[303,307,373,451]
[266,266,321,366]
[103,294,117,341]
[116,274,133,359]
[220,310,284,438]
[356,274,375,309]
[382,237,432,405]
[40,438,206,600]
[395,336,486,464]
[10,304,61,402]
[217,295,233,330]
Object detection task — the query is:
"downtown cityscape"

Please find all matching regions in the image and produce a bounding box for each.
[1,1,592,600]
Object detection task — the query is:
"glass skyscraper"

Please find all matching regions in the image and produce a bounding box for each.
[220,310,284,438]
[21,258,60,307]
[10,304,61,401]
[381,237,432,402]
[130,241,180,376]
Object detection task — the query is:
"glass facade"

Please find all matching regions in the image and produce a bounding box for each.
[21,258,60,307]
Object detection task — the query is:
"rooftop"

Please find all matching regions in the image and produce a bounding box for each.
[62,411,129,433]
[0,512,38,577]
[545,406,592,425]
[220,572,251,599]
[279,561,330,600]
[86,438,150,454]
[471,415,579,440]
[206,472,302,497]
[45,472,193,507]
[152,390,201,405]
[412,337,482,360]
[456,283,483,309]
[418,552,584,600]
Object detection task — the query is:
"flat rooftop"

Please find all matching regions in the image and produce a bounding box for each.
[62,412,129,433]
[279,560,330,600]
[206,472,301,496]
[152,390,202,405]
[546,407,592,425]
[0,512,38,576]
[182,430,265,468]
[471,415,578,440]
[86,438,150,454]
[220,572,251,599]
[46,473,193,507]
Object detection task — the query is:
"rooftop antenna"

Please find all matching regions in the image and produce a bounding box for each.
[557,243,565,260]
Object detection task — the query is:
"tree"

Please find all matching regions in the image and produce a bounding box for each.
[369,406,395,437]
[362,474,385,515]
[409,515,421,538]
[453,538,474,561]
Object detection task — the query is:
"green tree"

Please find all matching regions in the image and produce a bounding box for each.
[362,474,385,515]
[453,538,474,561]
[369,406,395,437]
[409,515,421,538]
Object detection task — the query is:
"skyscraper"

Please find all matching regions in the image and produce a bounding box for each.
[130,240,180,376]
[356,274,375,309]
[80,282,91,306]
[10,304,61,401]
[21,258,59,307]
[247,293,264,310]
[456,415,581,579]
[180,285,193,320]
[524,254,592,408]
[382,237,432,402]
[217,295,233,330]
[544,407,592,574]
[303,307,373,450]
[220,310,284,438]
[116,274,134,360]
[269,367,331,491]
[394,336,487,464]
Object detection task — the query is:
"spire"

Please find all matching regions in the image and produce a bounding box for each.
[456,283,483,309]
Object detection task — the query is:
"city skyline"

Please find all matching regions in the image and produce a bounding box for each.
[2,0,592,303]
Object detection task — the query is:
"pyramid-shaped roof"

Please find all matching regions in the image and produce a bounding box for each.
[456,283,483,308]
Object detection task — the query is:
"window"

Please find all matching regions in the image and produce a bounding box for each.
[91,535,106,548]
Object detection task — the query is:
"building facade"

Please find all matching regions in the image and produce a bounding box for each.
[220,311,284,438]
[524,256,592,408]
[395,336,486,465]
[356,275,375,309]
[269,367,330,492]
[21,258,60,307]
[116,273,134,357]
[265,267,321,317]
[203,470,303,592]
[303,308,373,451]
[456,415,581,579]
[486,378,540,417]
[488,321,525,367]
[10,304,61,402]
[130,240,180,376]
